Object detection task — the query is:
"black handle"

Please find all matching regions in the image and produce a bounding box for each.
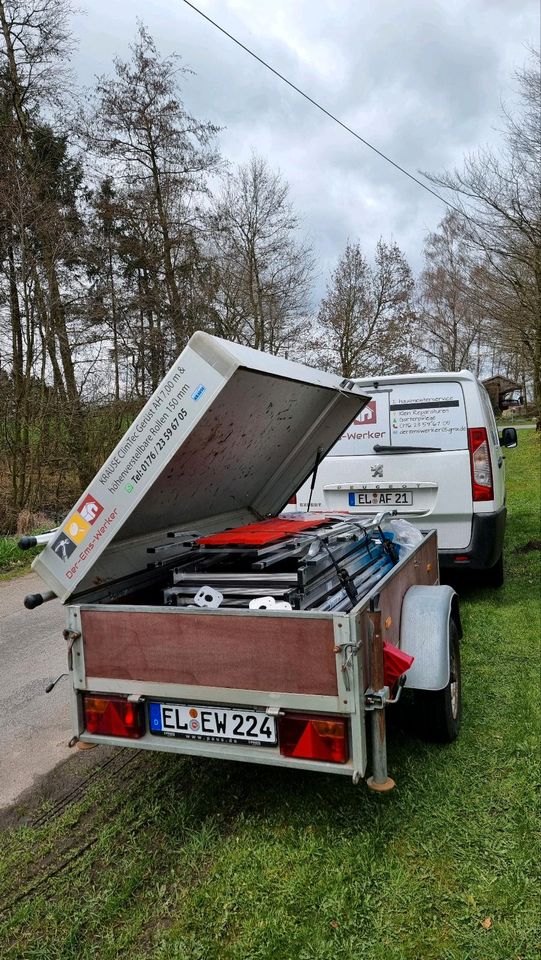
[24,590,56,609]
[18,536,37,550]
[24,593,44,609]
[45,673,68,693]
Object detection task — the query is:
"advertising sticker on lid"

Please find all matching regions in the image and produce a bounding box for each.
[78,494,104,525]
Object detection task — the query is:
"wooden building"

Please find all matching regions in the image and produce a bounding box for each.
[482,375,522,412]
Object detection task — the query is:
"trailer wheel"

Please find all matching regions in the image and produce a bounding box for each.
[415,620,461,743]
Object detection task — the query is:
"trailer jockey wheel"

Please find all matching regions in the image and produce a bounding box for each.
[416,620,462,743]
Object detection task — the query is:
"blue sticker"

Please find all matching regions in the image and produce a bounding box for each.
[192,384,206,401]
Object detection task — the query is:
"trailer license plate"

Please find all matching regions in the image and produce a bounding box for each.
[148,702,277,746]
[349,491,413,506]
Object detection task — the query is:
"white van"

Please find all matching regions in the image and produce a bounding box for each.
[288,371,517,586]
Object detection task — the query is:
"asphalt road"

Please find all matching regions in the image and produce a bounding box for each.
[0,573,72,808]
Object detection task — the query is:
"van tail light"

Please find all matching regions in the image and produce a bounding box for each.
[83,694,145,739]
[278,713,348,763]
[287,494,297,505]
[468,427,494,501]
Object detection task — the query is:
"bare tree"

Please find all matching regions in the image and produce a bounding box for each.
[418,211,486,371]
[0,0,74,113]
[317,238,415,377]
[209,155,313,355]
[82,23,221,351]
[0,0,94,521]
[424,51,541,407]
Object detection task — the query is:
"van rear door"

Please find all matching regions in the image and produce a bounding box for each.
[295,380,473,550]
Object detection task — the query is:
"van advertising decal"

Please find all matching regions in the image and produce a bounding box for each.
[331,394,390,455]
[390,383,466,450]
[355,399,377,425]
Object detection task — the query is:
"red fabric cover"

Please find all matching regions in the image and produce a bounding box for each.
[383,641,415,687]
[196,517,330,547]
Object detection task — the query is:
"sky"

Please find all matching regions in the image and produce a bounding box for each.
[71,0,539,304]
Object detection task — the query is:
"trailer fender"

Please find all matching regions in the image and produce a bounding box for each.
[399,585,461,692]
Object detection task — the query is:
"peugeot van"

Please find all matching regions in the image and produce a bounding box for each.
[288,371,517,586]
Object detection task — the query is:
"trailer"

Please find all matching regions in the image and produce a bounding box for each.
[23,333,462,791]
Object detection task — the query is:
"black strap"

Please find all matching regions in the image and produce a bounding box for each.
[319,540,358,605]
[377,525,399,565]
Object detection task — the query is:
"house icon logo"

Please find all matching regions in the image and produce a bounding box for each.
[354,399,377,426]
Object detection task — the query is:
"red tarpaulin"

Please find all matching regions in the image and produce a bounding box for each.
[196,517,330,548]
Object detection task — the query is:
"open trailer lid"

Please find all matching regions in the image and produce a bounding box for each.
[32,332,369,602]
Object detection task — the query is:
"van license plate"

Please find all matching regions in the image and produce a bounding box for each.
[148,702,277,745]
[349,491,413,506]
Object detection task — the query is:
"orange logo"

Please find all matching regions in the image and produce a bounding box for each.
[63,512,91,544]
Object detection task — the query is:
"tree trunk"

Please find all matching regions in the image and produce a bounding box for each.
[7,234,25,515]
[108,233,120,400]
[149,143,185,350]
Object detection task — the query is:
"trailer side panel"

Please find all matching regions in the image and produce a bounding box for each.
[373,532,438,648]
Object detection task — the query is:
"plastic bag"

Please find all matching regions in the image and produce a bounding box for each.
[382,518,423,555]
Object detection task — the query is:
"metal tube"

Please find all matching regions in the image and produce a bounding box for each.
[366,610,395,792]
[174,572,296,584]
[165,585,293,599]
[18,529,59,549]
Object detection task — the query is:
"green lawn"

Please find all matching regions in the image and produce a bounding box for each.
[0,435,539,960]
[0,537,42,580]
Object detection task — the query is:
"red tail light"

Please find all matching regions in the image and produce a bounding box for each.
[279,713,348,763]
[468,427,494,501]
[83,694,145,739]
[287,494,297,505]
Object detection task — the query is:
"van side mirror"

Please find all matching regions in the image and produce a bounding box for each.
[500,427,518,448]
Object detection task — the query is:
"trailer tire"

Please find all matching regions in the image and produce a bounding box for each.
[415,620,461,743]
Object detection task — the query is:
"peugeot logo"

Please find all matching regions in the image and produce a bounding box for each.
[371,464,383,478]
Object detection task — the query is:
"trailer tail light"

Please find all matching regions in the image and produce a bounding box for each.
[468,427,494,501]
[278,714,348,763]
[83,694,145,739]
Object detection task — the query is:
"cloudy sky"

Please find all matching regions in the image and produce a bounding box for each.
[71,0,538,303]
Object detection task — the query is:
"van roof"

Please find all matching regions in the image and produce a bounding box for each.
[350,370,477,387]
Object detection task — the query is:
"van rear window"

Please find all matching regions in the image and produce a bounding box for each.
[332,381,468,456]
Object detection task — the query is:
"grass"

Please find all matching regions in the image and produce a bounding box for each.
[0,536,42,580]
[0,434,539,960]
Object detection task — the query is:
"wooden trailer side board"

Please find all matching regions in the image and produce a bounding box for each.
[376,532,439,647]
[80,609,338,696]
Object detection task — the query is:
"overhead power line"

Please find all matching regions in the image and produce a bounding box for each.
[180,0,461,213]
